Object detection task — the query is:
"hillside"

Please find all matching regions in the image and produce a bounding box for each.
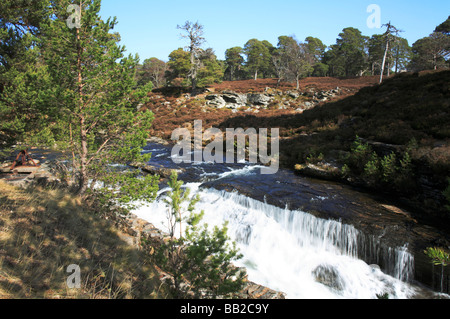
[145,76,380,139]
[0,180,166,299]
[144,71,450,222]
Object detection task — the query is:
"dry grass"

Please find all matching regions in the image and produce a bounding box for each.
[0,180,166,299]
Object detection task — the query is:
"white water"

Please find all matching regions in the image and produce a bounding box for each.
[132,167,420,299]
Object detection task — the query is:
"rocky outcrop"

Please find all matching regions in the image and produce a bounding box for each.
[204,87,343,112]
[0,162,62,189]
[129,162,183,178]
[294,162,342,181]
[247,93,272,106]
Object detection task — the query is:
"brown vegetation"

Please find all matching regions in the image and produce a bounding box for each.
[0,181,165,299]
[211,76,380,93]
[145,76,381,140]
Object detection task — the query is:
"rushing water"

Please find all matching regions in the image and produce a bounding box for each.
[131,143,445,299]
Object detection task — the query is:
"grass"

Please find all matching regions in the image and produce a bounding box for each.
[0,180,167,299]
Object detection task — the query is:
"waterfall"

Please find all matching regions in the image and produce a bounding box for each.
[204,189,415,283]
[133,182,417,299]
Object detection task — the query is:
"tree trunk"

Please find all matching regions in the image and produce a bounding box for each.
[79,118,89,195]
[254,69,258,80]
[190,49,197,92]
[380,40,389,83]
[76,27,88,195]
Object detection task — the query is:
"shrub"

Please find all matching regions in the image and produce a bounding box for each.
[348,137,373,173]
[380,153,397,183]
[424,247,450,292]
[364,152,381,184]
[155,172,246,299]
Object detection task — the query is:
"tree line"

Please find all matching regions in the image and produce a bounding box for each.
[137,16,450,90]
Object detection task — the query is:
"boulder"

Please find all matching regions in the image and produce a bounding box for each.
[129,162,182,178]
[222,92,247,106]
[206,94,226,108]
[287,91,300,99]
[247,93,272,106]
[312,264,345,291]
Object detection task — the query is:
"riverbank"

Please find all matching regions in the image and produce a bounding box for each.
[0,150,285,299]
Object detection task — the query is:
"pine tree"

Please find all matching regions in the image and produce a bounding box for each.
[244,39,272,80]
[156,172,246,299]
[38,0,157,200]
[0,0,52,150]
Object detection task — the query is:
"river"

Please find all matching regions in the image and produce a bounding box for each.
[131,143,449,299]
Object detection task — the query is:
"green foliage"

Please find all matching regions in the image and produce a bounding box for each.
[184,219,245,298]
[306,152,324,164]
[166,47,223,88]
[34,0,156,198]
[409,32,450,71]
[324,27,368,77]
[305,36,327,63]
[344,137,415,191]
[380,153,397,183]
[244,38,272,80]
[341,164,351,178]
[197,49,224,87]
[312,63,329,77]
[424,246,450,292]
[156,172,246,299]
[166,48,191,86]
[435,16,450,35]
[425,247,450,266]
[363,152,381,183]
[225,46,244,80]
[348,137,373,173]
[0,3,53,148]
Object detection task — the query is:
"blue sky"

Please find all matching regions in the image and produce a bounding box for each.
[99,0,450,62]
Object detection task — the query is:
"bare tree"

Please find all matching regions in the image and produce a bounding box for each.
[380,22,403,83]
[278,36,313,90]
[177,21,205,92]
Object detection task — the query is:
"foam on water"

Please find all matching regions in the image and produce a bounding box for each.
[132,167,418,299]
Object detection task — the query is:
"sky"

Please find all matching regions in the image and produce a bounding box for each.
[99,0,450,62]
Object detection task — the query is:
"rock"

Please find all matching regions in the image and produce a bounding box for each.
[206,94,226,108]
[222,92,247,106]
[146,136,170,146]
[240,281,286,299]
[313,264,345,291]
[247,93,272,106]
[302,101,314,110]
[294,162,341,181]
[129,162,182,178]
[12,166,40,174]
[287,91,300,99]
